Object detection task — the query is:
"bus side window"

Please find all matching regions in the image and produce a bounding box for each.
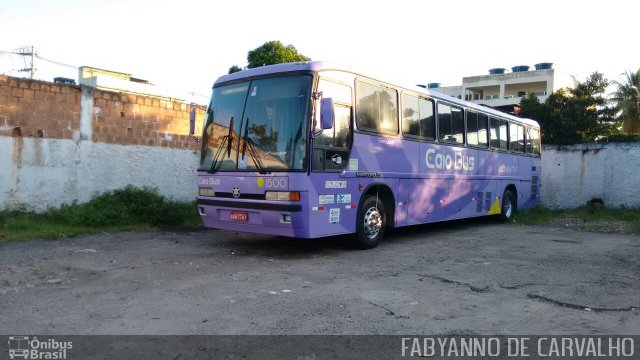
[315,79,353,148]
[509,123,525,153]
[334,105,352,148]
[490,117,508,151]
[467,111,478,146]
[478,113,489,147]
[356,80,398,135]
[402,93,420,136]
[438,103,464,144]
[420,98,436,139]
[438,103,452,141]
[402,94,435,140]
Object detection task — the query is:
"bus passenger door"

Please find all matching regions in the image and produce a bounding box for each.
[309,103,354,237]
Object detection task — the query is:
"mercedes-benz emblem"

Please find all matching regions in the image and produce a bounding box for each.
[232,187,240,198]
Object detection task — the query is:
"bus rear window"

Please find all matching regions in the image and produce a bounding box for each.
[527,127,541,155]
[355,80,398,135]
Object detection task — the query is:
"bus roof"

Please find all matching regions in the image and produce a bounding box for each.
[215,61,540,129]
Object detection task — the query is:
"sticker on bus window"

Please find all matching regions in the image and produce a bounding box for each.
[329,208,340,223]
[319,195,334,204]
[250,86,258,96]
[348,158,358,171]
[337,194,351,204]
[325,181,347,189]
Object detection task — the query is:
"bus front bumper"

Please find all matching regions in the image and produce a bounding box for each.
[196,198,310,238]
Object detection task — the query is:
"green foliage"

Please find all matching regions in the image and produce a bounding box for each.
[246,40,310,69]
[228,65,243,74]
[0,186,201,242]
[602,132,640,142]
[520,72,618,145]
[610,68,640,133]
[46,186,197,226]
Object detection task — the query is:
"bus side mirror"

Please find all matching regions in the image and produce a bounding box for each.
[189,104,200,143]
[320,97,334,130]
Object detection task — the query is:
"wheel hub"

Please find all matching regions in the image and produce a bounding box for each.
[504,197,513,217]
[364,207,382,238]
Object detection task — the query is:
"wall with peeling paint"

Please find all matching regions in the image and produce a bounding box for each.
[541,143,640,208]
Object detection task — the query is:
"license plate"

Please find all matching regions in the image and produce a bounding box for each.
[230,211,248,222]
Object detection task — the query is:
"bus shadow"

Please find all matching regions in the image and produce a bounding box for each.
[385,216,496,244]
[209,232,355,259]
[208,216,498,258]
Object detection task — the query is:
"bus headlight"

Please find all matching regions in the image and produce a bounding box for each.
[198,188,215,197]
[265,191,300,201]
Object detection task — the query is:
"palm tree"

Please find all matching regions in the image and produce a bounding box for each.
[611,69,640,133]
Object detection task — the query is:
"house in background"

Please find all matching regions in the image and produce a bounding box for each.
[423,62,555,115]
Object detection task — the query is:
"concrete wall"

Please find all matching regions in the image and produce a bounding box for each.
[1,75,205,212]
[541,143,640,208]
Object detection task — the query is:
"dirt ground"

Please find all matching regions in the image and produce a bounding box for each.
[0,219,638,335]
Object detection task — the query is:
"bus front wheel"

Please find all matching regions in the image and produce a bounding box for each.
[354,195,386,249]
[500,189,516,222]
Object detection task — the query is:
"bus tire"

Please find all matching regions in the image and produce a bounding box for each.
[500,189,516,222]
[354,195,386,249]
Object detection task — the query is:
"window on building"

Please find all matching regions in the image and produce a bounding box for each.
[355,80,398,135]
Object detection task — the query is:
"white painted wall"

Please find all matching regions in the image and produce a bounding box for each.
[541,143,640,208]
[3,136,639,211]
[1,136,199,212]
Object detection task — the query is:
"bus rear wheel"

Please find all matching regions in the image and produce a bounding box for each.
[354,195,386,249]
[500,189,516,222]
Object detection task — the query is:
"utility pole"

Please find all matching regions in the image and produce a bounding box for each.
[16,46,36,79]
[30,45,35,79]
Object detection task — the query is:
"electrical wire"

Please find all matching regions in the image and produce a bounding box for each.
[0,49,78,69]
[34,54,78,69]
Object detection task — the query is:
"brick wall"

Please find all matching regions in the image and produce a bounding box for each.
[0,75,204,148]
[91,89,201,149]
[0,75,80,139]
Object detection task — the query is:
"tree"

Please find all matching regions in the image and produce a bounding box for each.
[228,65,243,74]
[520,72,617,145]
[611,69,640,133]
[246,41,310,69]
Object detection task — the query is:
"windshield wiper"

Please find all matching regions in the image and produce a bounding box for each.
[241,119,267,174]
[209,117,234,173]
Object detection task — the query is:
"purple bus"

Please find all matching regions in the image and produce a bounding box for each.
[192,62,541,249]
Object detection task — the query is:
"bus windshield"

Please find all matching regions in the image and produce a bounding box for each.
[199,75,312,172]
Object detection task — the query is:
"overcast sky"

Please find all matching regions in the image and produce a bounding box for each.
[1,0,637,102]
